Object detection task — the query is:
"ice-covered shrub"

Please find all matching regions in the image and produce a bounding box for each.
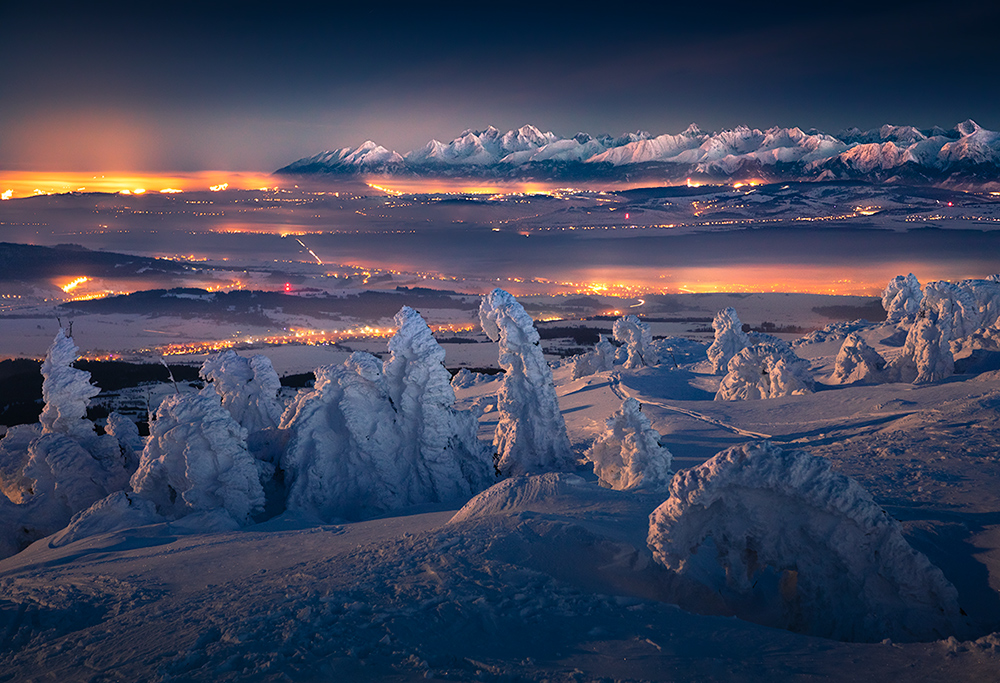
[131,387,264,524]
[921,280,981,340]
[382,306,494,499]
[716,343,814,400]
[585,398,672,490]
[707,307,750,374]
[882,273,922,323]
[570,335,616,379]
[200,350,284,434]
[39,328,99,439]
[647,441,965,642]
[888,309,954,384]
[829,332,887,385]
[479,289,574,476]
[613,315,657,368]
[22,432,130,517]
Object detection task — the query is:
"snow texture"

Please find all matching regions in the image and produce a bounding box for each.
[39,328,99,439]
[707,307,750,374]
[449,472,590,524]
[959,278,1000,329]
[829,332,887,385]
[585,398,672,490]
[281,310,493,523]
[200,350,284,434]
[50,491,163,548]
[882,273,923,323]
[479,289,574,476]
[647,441,965,642]
[613,315,657,368]
[450,367,498,389]
[716,343,814,400]
[922,280,982,340]
[131,387,264,524]
[890,308,955,384]
[570,334,616,379]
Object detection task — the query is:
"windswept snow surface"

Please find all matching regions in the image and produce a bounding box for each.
[479,288,574,476]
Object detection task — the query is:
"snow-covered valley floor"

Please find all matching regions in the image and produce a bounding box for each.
[4,315,1000,682]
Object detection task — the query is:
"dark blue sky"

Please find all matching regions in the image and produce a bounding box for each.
[2,1,998,172]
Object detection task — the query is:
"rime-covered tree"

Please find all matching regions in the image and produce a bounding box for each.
[707,307,750,374]
[613,315,657,368]
[585,398,672,490]
[200,350,284,434]
[716,343,813,400]
[882,273,922,323]
[479,288,574,476]
[829,332,886,385]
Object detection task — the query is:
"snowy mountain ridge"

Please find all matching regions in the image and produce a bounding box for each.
[276,120,1000,184]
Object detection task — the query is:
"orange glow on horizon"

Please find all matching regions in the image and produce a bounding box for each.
[0,172,280,199]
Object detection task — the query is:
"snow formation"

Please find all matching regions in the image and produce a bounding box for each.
[131,387,264,524]
[479,289,574,476]
[889,309,955,384]
[960,278,1000,329]
[570,334,616,379]
[200,350,284,434]
[613,315,657,368]
[921,280,982,340]
[707,307,750,374]
[105,411,144,473]
[281,308,492,522]
[829,332,887,384]
[585,398,672,490]
[647,441,965,642]
[882,273,923,323]
[716,343,814,400]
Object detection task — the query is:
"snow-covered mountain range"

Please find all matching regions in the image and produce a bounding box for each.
[276,121,1000,184]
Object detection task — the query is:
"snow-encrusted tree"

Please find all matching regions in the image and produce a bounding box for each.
[829,332,886,385]
[959,278,1000,329]
[647,441,965,642]
[570,334,616,379]
[888,308,954,384]
[613,315,657,368]
[105,412,144,473]
[707,307,750,374]
[200,350,284,434]
[131,387,264,524]
[382,306,494,500]
[716,343,814,400]
[39,328,100,439]
[882,273,922,323]
[479,288,574,476]
[921,280,981,340]
[585,398,672,490]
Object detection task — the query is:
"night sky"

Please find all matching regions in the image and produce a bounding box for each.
[3,1,998,172]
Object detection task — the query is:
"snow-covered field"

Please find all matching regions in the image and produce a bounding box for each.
[3,280,1000,681]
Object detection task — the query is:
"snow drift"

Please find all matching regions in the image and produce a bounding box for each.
[647,441,966,642]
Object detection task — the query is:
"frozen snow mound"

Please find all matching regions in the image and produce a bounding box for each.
[647,441,965,642]
[450,367,499,389]
[200,350,284,434]
[829,332,887,385]
[570,335,615,379]
[707,307,750,374]
[888,309,954,384]
[585,398,672,491]
[882,273,922,323]
[716,343,814,400]
[39,328,100,439]
[448,472,590,523]
[613,315,657,368]
[793,320,873,348]
[49,491,163,548]
[131,387,264,524]
[479,289,574,476]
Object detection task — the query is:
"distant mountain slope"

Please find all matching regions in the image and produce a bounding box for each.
[276,120,1000,185]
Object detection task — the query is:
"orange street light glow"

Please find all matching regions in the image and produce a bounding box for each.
[61,276,90,293]
[1,190,11,200]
